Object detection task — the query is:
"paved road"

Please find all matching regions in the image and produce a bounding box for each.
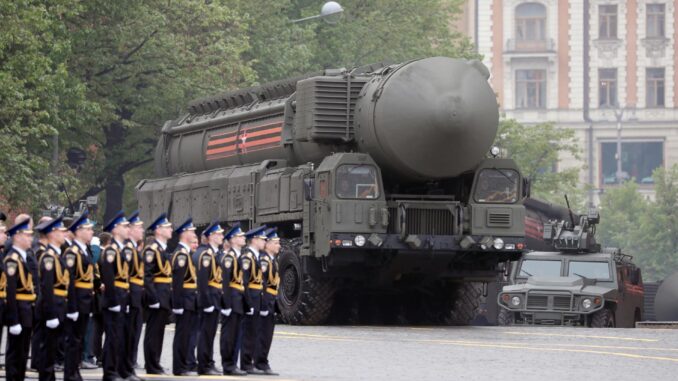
[4,324,678,380]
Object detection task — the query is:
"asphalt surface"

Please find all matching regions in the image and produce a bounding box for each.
[4,324,678,380]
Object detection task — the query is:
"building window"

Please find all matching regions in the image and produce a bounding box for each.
[598,69,617,108]
[599,5,617,39]
[647,4,666,38]
[515,3,547,50]
[646,68,665,107]
[516,70,546,109]
[600,141,663,185]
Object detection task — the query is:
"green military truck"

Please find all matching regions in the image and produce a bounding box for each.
[137,57,530,324]
[497,209,644,328]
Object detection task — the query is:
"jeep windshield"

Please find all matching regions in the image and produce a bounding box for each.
[518,259,562,278]
[568,261,612,281]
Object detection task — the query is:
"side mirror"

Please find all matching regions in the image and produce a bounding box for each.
[630,268,641,285]
[303,178,314,201]
[523,178,531,198]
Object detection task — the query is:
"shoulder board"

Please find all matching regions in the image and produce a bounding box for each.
[10,253,19,261]
[149,242,159,250]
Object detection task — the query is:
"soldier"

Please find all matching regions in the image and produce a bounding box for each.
[63,211,97,381]
[29,216,51,372]
[239,225,267,374]
[100,211,133,381]
[255,227,281,375]
[171,218,199,376]
[123,211,145,376]
[219,223,247,376]
[0,214,6,352]
[4,219,37,381]
[142,213,173,375]
[195,221,224,375]
[34,217,70,381]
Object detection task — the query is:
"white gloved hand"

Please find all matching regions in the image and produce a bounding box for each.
[221,308,232,317]
[126,305,130,314]
[172,308,184,315]
[46,318,60,329]
[245,308,254,316]
[260,310,269,317]
[203,306,215,313]
[108,305,121,313]
[9,324,22,335]
[66,312,79,321]
[149,303,160,309]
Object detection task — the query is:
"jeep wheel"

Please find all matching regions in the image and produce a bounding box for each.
[591,308,615,328]
[497,308,514,326]
[277,239,336,325]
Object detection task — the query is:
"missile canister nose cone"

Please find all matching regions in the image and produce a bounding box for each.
[355,57,499,181]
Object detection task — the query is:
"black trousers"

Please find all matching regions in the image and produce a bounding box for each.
[6,325,32,381]
[240,313,259,371]
[64,313,90,381]
[30,322,42,369]
[36,320,63,381]
[122,306,143,376]
[89,312,104,362]
[173,310,196,375]
[255,314,275,370]
[220,312,242,372]
[144,307,169,373]
[102,309,124,381]
[197,310,219,373]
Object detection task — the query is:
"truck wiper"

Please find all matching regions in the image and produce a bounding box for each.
[491,167,516,185]
[520,269,533,277]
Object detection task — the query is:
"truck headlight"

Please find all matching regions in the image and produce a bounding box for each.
[511,296,522,307]
[493,238,504,250]
[354,235,366,247]
[582,298,593,310]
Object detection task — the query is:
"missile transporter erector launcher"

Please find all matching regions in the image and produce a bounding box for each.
[137,57,529,324]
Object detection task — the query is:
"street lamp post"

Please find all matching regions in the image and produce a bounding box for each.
[290,1,344,24]
[614,105,624,184]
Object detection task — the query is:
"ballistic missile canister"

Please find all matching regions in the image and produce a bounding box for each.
[154,57,499,182]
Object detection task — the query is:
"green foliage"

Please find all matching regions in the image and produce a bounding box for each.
[494,119,586,207]
[243,0,477,82]
[1,0,476,220]
[597,165,678,281]
[0,0,93,212]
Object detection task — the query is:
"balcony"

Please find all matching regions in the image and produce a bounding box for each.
[504,38,556,57]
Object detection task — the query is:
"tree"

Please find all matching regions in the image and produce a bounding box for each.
[63,0,256,220]
[246,0,478,82]
[0,0,93,214]
[597,165,678,281]
[494,119,586,206]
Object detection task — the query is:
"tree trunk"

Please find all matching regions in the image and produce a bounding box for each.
[104,171,125,221]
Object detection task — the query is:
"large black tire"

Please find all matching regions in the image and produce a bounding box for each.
[277,239,336,325]
[590,308,616,328]
[449,282,484,325]
[497,308,514,326]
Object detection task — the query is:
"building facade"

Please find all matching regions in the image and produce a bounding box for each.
[474,0,678,204]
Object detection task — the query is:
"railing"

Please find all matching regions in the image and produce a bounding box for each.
[505,38,556,53]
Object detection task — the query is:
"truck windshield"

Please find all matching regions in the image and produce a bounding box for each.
[336,165,380,199]
[568,261,612,280]
[474,169,519,203]
[519,259,562,278]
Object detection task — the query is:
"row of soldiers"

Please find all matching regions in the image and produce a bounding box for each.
[0,210,281,381]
